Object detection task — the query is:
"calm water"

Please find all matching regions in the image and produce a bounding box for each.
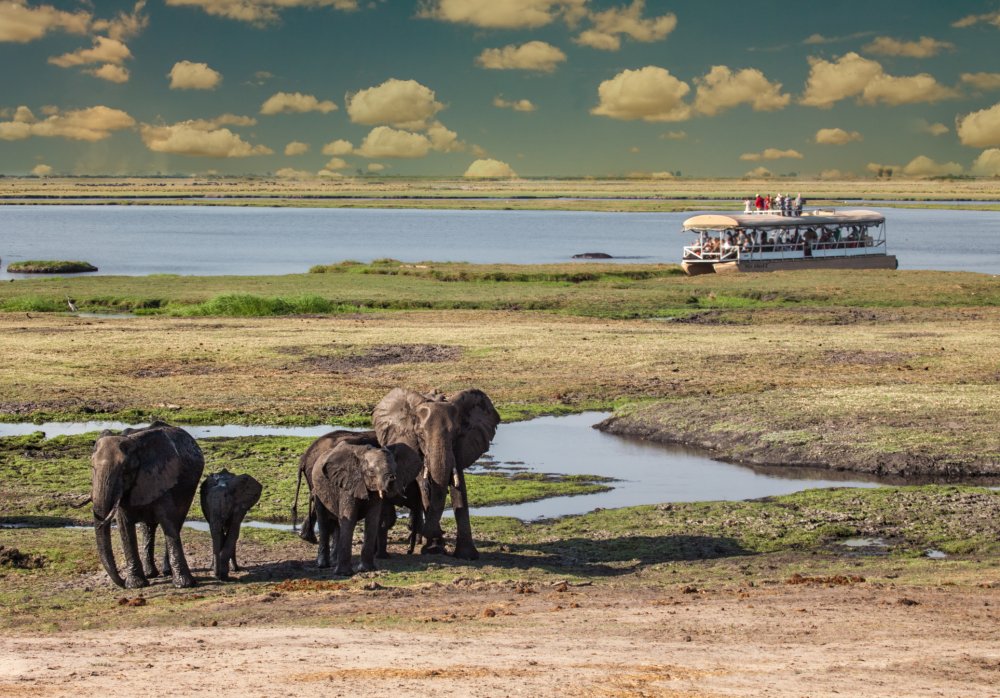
[1,205,999,278]
[1,412,890,520]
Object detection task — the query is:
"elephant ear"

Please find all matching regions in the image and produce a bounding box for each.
[233,474,263,513]
[448,389,501,470]
[316,443,368,504]
[127,430,183,508]
[387,443,422,489]
[372,388,426,454]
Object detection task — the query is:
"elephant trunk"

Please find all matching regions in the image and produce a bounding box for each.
[419,436,455,544]
[95,513,126,588]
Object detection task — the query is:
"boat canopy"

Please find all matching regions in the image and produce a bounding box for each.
[682,209,885,232]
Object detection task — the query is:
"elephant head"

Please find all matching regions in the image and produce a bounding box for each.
[91,428,196,588]
[311,440,398,513]
[372,388,499,557]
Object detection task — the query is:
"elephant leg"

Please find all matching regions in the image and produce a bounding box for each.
[418,479,446,555]
[156,508,195,588]
[376,504,395,559]
[225,517,243,573]
[209,518,228,581]
[359,502,380,572]
[299,506,318,545]
[407,505,423,555]
[450,469,479,560]
[334,512,356,577]
[139,521,160,578]
[117,512,148,589]
[315,503,332,569]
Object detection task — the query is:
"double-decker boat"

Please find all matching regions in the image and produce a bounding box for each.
[680,208,898,275]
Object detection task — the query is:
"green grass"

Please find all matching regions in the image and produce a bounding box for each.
[6,260,97,274]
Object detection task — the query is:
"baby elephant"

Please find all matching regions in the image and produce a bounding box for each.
[199,469,263,581]
[311,439,397,576]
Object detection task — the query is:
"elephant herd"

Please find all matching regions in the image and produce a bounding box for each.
[90,387,500,589]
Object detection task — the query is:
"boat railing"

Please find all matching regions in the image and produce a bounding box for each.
[684,237,886,263]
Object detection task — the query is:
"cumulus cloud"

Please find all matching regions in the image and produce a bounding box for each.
[346,78,443,129]
[0,0,90,43]
[902,155,962,177]
[0,105,134,141]
[260,91,337,115]
[493,96,536,112]
[575,0,676,52]
[971,149,1000,176]
[317,168,345,178]
[367,163,386,172]
[140,119,273,157]
[744,166,772,178]
[476,41,566,73]
[815,127,862,145]
[31,163,53,176]
[591,66,691,122]
[660,130,686,140]
[464,158,517,178]
[417,0,587,30]
[284,141,309,156]
[952,11,1000,29]
[426,121,465,152]
[693,65,789,116]
[863,36,954,57]
[165,0,358,25]
[93,1,148,41]
[323,157,348,170]
[321,139,354,155]
[800,52,958,108]
[739,148,803,161]
[355,126,431,158]
[168,61,222,90]
[49,36,131,67]
[961,72,1000,91]
[916,120,949,136]
[956,102,1000,147]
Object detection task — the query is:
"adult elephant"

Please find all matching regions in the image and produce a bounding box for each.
[199,469,263,581]
[372,388,500,559]
[91,423,204,589]
[309,439,398,576]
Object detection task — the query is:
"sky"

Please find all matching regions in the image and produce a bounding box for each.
[1,0,1000,179]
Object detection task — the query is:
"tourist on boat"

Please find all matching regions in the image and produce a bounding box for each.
[744,198,753,213]
[754,193,764,211]
[794,193,803,216]
[764,194,772,211]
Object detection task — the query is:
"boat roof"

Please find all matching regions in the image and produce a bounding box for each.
[683,209,884,232]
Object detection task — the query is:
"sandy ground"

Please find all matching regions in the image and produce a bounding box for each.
[2,580,997,697]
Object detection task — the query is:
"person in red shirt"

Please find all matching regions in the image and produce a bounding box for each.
[754,193,764,210]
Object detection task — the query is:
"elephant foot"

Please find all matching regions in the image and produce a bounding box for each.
[452,543,480,561]
[333,564,354,577]
[214,572,230,582]
[142,564,159,578]
[358,560,377,573]
[375,551,391,560]
[298,529,318,544]
[316,557,331,569]
[420,541,447,555]
[124,574,149,589]
[172,574,197,589]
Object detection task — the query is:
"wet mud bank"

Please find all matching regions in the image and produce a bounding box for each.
[597,407,1000,481]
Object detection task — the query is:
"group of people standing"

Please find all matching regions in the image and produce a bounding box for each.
[745,193,803,217]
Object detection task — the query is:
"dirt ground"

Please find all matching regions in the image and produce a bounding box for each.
[1,578,997,698]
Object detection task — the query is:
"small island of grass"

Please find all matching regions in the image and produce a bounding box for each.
[7,260,98,274]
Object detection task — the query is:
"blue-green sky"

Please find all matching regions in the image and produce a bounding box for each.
[2,0,999,177]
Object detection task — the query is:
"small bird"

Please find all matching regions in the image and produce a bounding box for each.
[66,297,78,313]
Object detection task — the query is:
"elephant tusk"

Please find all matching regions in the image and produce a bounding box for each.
[378,490,385,499]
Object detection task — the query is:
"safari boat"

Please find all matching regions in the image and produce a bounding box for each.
[680,208,898,275]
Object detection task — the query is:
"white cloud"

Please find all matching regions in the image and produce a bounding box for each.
[464,158,517,178]
[284,141,309,156]
[346,78,443,129]
[140,120,273,157]
[164,0,358,25]
[355,126,431,158]
[956,102,1000,147]
[49,36,131,67]
[417,0,587,30]
[744,166,772,178]
[693,65,789,116]
[902,155,963,177]
[493,96,536,112]
[971,149,1000,176]
[323,157,349,169]
[575,0,676,52]
[961,72,1000,91]
[0,0,90,43]
[426,121,465,152]
[916,120,949,136]
[92,1,148,41]
[317,168,345,178]
[0,105,134,141]
[802,31,877,46]
[952,11,1000,29]
[321,139,354,155]
[800,52,958,108]
[476,41,566,73]
[591,66,691,122]
[168,61,222,90]
[815,127,862,145]
[31,163,53,176]
[740,148,804,161]
[367,163,385,172]
[260,91,337,115]
[87,64,129,83]
[660,130,686,140]
[863,36,954,58]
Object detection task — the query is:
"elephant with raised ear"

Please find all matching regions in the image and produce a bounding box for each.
[199,469,262,581]
[91,423,204,589]
[372,388,500,559]
[310,439,397,576]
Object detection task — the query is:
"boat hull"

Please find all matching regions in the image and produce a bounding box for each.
[682,254,898,276]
